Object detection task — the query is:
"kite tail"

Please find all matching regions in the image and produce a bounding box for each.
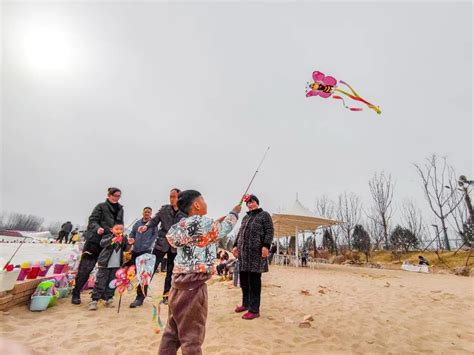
[335,81,381,115]
[152,296,165,331]
[152,304,157,321]
[332,95,363,112]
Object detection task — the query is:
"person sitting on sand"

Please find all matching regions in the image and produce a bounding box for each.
[158,190,241,355]
[89,223,133,311]
[216,251,229,276]
[418,255,430,266]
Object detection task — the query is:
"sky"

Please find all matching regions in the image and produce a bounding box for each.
[1,1,472,230]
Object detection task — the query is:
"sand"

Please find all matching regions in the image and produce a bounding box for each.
[1,264,473,354]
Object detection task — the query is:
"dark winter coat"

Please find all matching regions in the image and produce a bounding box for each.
[129,218,158,253]
[146,205,187,253]
[61,221,73,233]
[234,208,274,273]
[83,200,124,256]
[97,234,131,268]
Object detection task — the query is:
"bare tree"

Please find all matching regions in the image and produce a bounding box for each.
[315,195,336,219]
[401,199,427,245]
[366,210,385,250]
[368,172,395,249]
[414,155,464,251]
[0,212,44,231]
[315,195,339,254]
[336,192,362,249]
[446,185,469,247]
[43,221,63,237]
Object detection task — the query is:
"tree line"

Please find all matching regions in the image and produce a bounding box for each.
[279,154,473,259]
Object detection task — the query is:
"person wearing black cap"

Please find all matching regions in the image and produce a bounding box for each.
[232,194,274,320]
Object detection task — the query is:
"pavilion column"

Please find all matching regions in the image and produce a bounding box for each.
[295,226,299,267]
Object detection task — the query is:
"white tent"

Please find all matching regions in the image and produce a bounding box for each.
[272,198,340,265]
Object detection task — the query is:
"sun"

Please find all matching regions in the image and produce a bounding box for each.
[15,21,82,77]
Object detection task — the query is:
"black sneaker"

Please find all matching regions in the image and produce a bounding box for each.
[129,299,144,308]
[71,294,81,305]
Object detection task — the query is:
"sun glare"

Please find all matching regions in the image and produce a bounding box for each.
[16,22,82,77]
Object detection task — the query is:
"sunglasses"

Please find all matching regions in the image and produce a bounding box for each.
[112,194,121,198]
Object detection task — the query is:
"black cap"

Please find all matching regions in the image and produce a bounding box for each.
[247,194,260,205]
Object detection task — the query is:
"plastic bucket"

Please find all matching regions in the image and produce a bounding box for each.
[30,296,52,311]
[38,265,52,277]
[48,295,58,307]
[53,264,64,274]
[17,268,30,281]
[0,269,21,292]
[26,267,41,280]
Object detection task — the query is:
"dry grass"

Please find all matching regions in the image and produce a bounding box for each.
[368,250,473,270]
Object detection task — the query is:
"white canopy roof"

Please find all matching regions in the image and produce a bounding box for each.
[272,199,340,238]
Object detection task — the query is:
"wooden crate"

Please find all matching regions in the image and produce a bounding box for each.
[1,273,67,311]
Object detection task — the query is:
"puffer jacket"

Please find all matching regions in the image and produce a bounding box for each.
[97,234,131,268]
[85,200,124,245]
[234,208,274,273]
[166,212,238,274]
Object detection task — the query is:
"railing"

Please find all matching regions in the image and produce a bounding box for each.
[272,254,330,269]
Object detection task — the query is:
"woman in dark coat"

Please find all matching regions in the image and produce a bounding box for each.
[232,194,274,320]
[71,187,124,305]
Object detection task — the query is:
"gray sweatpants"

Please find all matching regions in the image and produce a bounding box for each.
[91,267,117,301]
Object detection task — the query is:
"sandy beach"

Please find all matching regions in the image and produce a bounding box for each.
[1,264,473,354]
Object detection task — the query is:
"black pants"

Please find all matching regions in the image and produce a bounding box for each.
[269,253,275,265]
[161,257,167,272]
[73,247,100,296]
[91,267,117,301]
[136,248,176,301]
[240,271,262,314]
[57,231,68,244]
[216,264,226,276]
[302,257,307,266]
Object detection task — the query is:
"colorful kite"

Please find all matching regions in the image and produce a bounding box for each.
[136,253,156,294]
[306,71,381,114]
[109,265,137,313]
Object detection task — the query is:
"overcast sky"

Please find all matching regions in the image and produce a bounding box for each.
[1,1,472,229]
